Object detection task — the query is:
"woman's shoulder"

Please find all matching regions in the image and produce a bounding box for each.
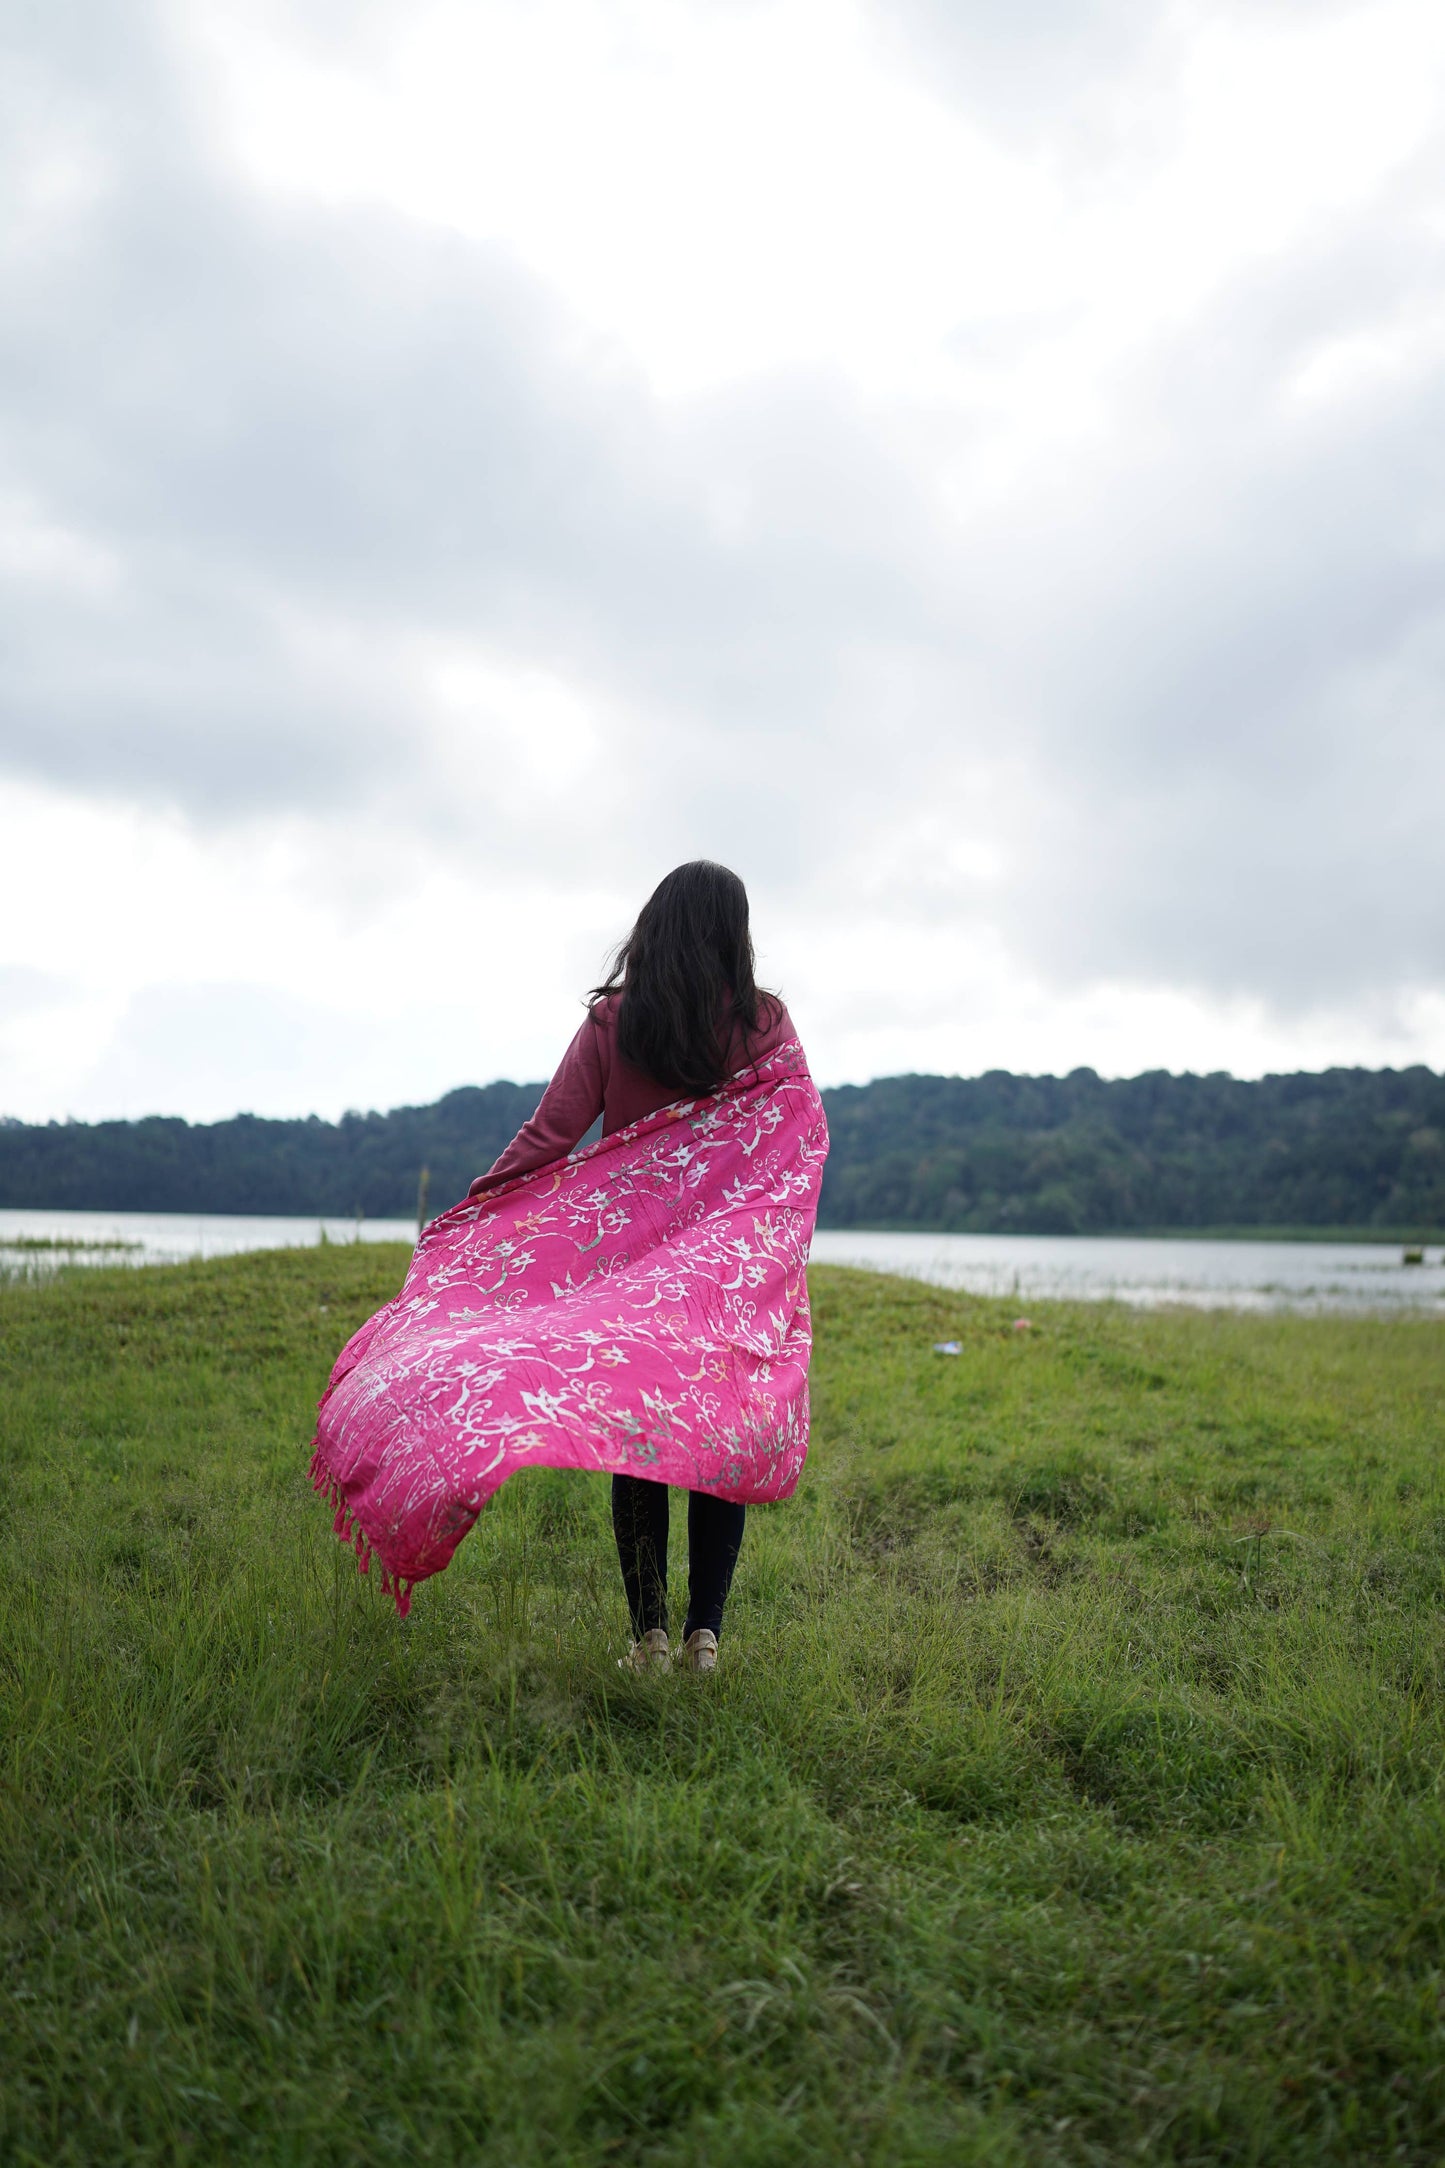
[747,993,795,1054]
[584,993,623,1076]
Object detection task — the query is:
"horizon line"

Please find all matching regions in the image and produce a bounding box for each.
[4,1056,1442,1131]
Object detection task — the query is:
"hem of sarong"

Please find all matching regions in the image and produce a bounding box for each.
[309,1438,420,1618]
[309,1422,807,1619]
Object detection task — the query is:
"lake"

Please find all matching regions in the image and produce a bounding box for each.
[807,1229,1445,1315]
[1,1207,1441,1314]
[0,1207,418,1273]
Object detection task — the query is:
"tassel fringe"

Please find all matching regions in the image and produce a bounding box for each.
[309,1442,414,1617]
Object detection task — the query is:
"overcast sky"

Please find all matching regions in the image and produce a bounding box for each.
[3,0,1444,1123]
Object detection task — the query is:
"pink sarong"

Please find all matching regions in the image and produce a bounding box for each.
[309,1038,828,1612]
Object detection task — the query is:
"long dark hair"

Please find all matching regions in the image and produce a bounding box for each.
[591,861,777,1093]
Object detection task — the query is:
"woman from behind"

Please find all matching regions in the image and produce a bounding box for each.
[311,859,825,1654]
[472,860,801,1673]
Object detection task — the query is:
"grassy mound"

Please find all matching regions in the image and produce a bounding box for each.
[1,1248,1442,2164]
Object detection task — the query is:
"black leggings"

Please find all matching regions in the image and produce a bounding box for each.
[611,1475,746,1642]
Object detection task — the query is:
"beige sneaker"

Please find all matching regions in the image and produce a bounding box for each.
[619,1627,670,1672]
[675,1628,718,1674]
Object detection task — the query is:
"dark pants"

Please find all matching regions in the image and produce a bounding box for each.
[611,1474,746,1642]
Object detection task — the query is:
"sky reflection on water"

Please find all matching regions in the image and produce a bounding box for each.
[809,1231,1444,1315]
[2,1209,1442,1314]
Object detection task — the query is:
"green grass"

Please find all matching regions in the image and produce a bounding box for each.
[1,1248,1442,2166]
[0,1236,142,1251]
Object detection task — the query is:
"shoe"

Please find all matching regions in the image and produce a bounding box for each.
[675,1628,718,1674]
[619,1627,670,1672]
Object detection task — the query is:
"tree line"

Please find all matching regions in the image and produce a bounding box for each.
[820,1067,1445,1233]
[2,1066,1443,1233]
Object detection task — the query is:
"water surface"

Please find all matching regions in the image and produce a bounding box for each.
[0,1207,416,1275]
[808,1229,1445,1315]
[2,1209,1441,1314]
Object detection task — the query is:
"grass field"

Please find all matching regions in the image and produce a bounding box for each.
[1,1246,1442,2165]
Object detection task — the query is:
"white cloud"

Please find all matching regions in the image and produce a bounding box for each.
[183,0,1058,401]
[0,775,639,1119]
[1,0,1444,1120]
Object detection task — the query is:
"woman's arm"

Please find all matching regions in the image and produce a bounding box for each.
[468,1013,607,1196]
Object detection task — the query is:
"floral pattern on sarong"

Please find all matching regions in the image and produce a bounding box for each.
[309,1038,829,1612]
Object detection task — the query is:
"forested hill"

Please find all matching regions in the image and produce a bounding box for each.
[0,1084,543,1223]
[2,1065,1444,1232]
[820,1067,1445,1233]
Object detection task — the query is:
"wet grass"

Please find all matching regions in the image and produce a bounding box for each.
[1,1247,1442,2164]
[0,1235,142,1250]
[0,1236,145,1287]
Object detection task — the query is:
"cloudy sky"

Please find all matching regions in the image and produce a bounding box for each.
[3,0,1444,1123]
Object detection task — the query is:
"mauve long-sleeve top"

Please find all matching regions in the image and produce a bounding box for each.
[470,993,795,1196]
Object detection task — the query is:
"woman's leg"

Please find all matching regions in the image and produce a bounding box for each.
[611,1474,671,1639]
[684,1492,747,1641]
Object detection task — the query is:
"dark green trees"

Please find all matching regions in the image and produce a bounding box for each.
[3,1066,1443,1232]
[817,1068,1445,1232]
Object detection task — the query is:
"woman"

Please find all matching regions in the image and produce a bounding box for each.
[474,861,800,1672]
[310,862,828,1673]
